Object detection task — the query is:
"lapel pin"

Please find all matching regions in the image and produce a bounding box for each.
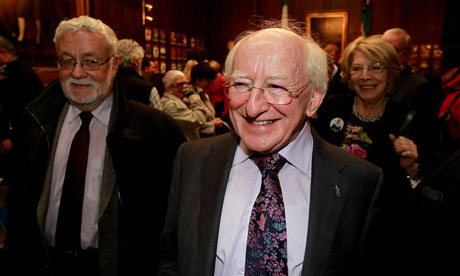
[335,184,341,197]
[330,117,344,132]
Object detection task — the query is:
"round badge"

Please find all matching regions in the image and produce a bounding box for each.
[329,117,344,132]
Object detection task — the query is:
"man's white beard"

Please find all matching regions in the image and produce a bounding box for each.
[62,65,113,105]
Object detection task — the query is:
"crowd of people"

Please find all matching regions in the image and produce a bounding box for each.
[0,14,458,276]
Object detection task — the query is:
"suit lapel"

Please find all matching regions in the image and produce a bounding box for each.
[302,130,351,275]
[198,133,238,275]
[98,101,118,219]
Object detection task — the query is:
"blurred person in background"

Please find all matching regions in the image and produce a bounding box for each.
[0,35,43,250]
[185,62,223,138]
[207,60,229,119]
[383,28,441,171]
[116,38,159,107]
[183,59,198,84]
[161,69,207,141]
[141,58,154,83]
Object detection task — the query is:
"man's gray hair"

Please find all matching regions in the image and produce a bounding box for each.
[163,70,185,89]
[224,22,329,93]
[0,36,15,55]
[53,15,118,55]
[117,39,145,69]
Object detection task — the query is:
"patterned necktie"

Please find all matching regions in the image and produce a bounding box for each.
[245,153,288,276]
[55,112,92,251]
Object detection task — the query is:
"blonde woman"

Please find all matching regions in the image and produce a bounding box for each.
[312,35,420,195]
[183,59,198,83]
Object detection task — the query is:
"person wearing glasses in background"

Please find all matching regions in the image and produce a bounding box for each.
[159,23,391,275]
[7,16,185,276]
[382,28,441,173]
[382,28,431,110]
[161,70,209,141]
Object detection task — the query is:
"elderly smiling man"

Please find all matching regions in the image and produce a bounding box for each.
[159,23,386,275]
[8,16,185,276]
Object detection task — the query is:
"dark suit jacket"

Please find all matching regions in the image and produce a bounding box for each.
[390,66,442,171]
[389,148,460,276]
[116,67,153,105]
[159,127,386,276]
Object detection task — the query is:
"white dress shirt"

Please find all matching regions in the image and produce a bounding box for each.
[46,93,113,249]
[215,122,313,275]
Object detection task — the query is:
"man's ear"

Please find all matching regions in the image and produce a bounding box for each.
[111,55,121,77]
[306,89,326,117]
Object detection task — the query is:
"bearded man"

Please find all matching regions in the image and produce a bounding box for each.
[8,15,185,276]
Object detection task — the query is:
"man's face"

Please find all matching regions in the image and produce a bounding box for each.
[195,78,210,90]
[229,30,324,154]
[328,50,339,64]
[382,32,408,65]
[146,61,155,74]
[57,30,120,112]
[169,75,188,98]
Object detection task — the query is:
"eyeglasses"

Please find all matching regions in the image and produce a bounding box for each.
[350,63,387,75]
[172,81,188,88]
[223,78,308,105]
[56,55,113,70]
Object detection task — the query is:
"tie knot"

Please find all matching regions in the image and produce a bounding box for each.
[251,153,287,174]
[79,112,93,127]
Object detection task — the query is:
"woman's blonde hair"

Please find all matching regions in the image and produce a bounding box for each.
[183,59,198,83]
[340,35,401,93]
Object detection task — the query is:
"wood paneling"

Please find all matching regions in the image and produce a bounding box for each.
[203,0,450,70]
[1,0,454,84]
[205,0,363,65]
[93,0,143,40]
[369,0,446,44]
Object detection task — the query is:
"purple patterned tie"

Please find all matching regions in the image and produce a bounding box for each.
[245,153,288,276]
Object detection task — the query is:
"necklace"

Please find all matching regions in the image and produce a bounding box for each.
[352,97,388,123]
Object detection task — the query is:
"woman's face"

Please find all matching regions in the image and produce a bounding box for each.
[349,50,389,105]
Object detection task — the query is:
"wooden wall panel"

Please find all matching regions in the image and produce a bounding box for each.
[205,0,363,66]
[369,0,446,44]
[1,0,454,82]
[204,0,449,70]
[93,0,143,40]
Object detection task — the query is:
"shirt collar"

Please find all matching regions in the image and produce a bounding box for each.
[279,122,313,177]
[67,92,113,126]
[233,121,313,177]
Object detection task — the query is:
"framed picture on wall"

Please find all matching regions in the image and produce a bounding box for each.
[306,11,348,54]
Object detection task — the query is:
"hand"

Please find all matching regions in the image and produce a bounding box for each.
[0,138,13,154]
[389,134,418,176]
[213,117,223,129]
[184,88,195,98]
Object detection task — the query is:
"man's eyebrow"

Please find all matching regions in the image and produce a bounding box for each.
[58,51,73,58]
[58,51,98,58]
[229,72,291,83]
[229,72,250,79]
